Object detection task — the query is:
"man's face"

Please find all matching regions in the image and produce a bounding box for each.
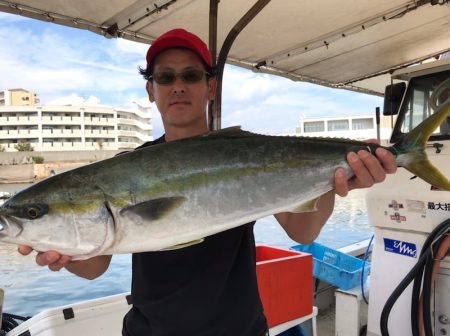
[146,48,216,130]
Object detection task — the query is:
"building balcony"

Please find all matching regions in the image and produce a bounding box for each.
[117,118,137,126]
[0,129,41,138]
[84,117,115,125]
[84,129,116,138]
[41,129,83,138]
[117,130,137,137]
[117,142,139,149]
[41,116,82,124]
[0,142,39,151]
[118,130,151,142]
[0,116,39,125]
[40,141,117,151]
[117,118,152,130]
[40,142,85,150]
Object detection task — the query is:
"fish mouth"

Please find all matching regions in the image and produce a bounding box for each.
[0,215,23,238]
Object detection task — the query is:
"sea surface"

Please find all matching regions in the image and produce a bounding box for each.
[0,183,372,317]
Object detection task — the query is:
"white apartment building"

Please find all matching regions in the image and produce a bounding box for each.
[0,89,152,152]
[296,114,395,144]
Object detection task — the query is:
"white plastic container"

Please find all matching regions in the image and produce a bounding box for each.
[6,292,131,336]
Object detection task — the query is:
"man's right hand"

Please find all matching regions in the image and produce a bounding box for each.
[17,245,112,280]
[18,245,72,271]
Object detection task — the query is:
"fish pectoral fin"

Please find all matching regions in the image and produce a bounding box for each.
[161,239,205,251]
[289,197,320,213]
[120,196,186,220]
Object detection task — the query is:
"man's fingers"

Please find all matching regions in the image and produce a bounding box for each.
[334,168,349,197]
[375,147,397,174]
[336,146,397,196]
[347,151,375,188]
[19,247,72,272]
[357,150,385,184]
[18,245,33,256]
[35,251,63,267]
[48,255,72,271]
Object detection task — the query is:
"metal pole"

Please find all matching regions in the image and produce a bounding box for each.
[210,0,272,131]
[0,288,4,330]
[376,106,381,142]
[207,0,219,131]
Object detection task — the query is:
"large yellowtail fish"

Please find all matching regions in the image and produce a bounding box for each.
[0,104,449,260]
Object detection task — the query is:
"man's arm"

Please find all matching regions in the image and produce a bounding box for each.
[276,147,397,244]
[18,246,112,280]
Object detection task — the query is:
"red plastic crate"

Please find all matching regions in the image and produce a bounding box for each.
[256,245,313,327]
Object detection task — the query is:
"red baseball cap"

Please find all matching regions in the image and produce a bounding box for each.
[146,28,213,68]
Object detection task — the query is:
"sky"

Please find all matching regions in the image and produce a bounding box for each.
[0,12,383,138]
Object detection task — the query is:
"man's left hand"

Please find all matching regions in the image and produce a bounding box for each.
[334,146,397,197]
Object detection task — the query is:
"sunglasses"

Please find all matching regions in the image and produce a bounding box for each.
[150,69,210,85]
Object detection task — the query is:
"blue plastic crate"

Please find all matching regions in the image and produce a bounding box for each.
[290,242,370,290]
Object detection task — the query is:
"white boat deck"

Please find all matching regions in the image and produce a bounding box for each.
[317,307,335,336]
[4,240,372,336]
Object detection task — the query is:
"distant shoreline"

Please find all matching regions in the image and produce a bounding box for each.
[0,161,88,184]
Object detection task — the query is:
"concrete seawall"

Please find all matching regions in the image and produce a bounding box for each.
[0,150,122,165]
[0,164,35,183]
[0,150,122,183]
[0,162,92,183]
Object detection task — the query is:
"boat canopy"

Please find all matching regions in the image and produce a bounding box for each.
[1,0,450,126]
[1,0,449,94]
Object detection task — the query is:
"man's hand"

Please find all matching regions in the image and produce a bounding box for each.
[335,146,397,197]
[18,245,72,271]
[18,245,112,280]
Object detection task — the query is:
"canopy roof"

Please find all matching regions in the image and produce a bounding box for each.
[1,0,449,96]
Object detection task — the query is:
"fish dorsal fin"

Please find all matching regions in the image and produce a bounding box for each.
[120,196,186,220]
[161,238,205,251]
[288,197,320,213]
[204,126,259,138]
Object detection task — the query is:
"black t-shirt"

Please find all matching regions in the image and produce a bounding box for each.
[122,136,268,336]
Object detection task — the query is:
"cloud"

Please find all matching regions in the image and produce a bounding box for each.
[0,12,384,136]
[0,15,149,108]
[0,12,28,23]
[221,64,383,133]
[112,39,149,61]
[223,67,293,103]
[46,93,101,106]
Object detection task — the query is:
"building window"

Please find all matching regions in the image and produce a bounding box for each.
[352,118,374,130]
[303,121,324,133]
[328,120,349,131]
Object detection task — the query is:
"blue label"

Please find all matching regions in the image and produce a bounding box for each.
[383,238,417,258]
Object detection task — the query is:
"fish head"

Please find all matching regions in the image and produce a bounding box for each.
[0,202,48,241]
[0,186,116,258]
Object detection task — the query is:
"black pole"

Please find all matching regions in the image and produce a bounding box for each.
[376,106,381,142]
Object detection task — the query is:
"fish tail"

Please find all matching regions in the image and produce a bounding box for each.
[390,103,450,191]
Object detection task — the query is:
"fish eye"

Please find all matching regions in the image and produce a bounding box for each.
[27,207,39,219]
[25,204,48,220]
[10,203,49,220]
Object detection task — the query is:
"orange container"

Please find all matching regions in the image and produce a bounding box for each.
[256,245,313,327]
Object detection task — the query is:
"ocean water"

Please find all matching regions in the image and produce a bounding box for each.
[0,184,372,317]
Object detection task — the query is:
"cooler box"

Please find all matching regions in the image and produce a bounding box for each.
[256,245,313,328]
[291,242,370,290]
[5,293,130,336]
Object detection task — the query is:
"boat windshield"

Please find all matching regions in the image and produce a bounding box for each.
[391,70,450,143]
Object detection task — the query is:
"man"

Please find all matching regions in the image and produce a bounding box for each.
[19,28,396,335]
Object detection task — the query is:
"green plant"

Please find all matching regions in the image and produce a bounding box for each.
[32,156,44,164]
[14,142,34,151]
